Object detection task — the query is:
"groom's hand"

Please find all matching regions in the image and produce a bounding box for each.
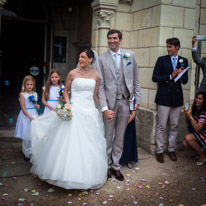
[104,110,115,122]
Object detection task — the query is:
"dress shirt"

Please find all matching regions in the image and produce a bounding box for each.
[170,55,178,80]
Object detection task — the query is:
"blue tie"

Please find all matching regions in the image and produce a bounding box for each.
[114,53,118,68]
[172,57,177,70]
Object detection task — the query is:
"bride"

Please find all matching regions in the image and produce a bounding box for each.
[27,49,108,189]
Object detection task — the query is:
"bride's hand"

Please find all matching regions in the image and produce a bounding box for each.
[104,110,115,122]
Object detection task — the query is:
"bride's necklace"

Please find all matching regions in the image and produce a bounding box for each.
[79,67,91,74]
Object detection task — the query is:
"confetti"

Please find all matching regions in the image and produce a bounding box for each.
[108,199,112,201]
[137,185,142,189]
[2,171,7,177]
[126,188,130,191]
[135,167,139,170]
[160,197,164,200]
[162,184,165,189]
[31,190,36,193]
[164,181,169,184]
[126,174,131,177]
[158,182,163,185]
[78,198,81,201]
[159,204,164,206]
[117,186,121,189]
[68,201,72,205]
[18,198,25,202]
[141,179,146,182]
[82,203,87,205]
[32,192,39,196]
[103,201,107,204]
[133,170,137,173]
[109,195,113,198]
[110,178,115,182]
[192,188,196,191]
[2,193,8,197]
[24,189,29,192]
[68,193,72,197]
[12,177,17,180]
[0,183,2,186]
[169,200,173,202]
[96,192,100,195]
[133,201,138,204]
[146,186,150,189]
[48,188,55,193]
[179,204,184,206]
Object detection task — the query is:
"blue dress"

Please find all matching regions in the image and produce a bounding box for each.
[120,119,138,164]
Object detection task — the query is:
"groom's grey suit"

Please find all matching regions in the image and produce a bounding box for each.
[97,49,141,170]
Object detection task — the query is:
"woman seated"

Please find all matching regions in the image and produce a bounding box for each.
[183,92,206,166]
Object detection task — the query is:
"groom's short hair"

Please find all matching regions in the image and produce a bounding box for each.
[107,30,122,40]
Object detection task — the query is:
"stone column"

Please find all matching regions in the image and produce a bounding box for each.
[92,0,118,54]
[0,0,6,78]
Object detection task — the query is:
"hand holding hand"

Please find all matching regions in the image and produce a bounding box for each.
[29,116,34,121]
[104,110,115,122]
[58,98,65,103]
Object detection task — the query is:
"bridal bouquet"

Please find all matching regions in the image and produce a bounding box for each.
[55,102,72,120]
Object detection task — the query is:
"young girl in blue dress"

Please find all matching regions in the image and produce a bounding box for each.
[14,75,40,139]
[42,69,63,115]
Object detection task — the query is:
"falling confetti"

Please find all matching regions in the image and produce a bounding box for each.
[18,198,25,202]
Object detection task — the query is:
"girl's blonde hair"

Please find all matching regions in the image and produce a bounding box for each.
[21,75,36,93]
[44,69,62,99]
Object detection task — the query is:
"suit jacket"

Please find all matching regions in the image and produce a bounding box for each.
[97,49,141,110]
[192,50,206,92]
[152,55,188,107]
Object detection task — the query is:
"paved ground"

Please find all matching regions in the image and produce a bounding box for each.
[0,131,206,206]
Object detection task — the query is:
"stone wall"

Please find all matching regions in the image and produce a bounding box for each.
[91,0,206,154]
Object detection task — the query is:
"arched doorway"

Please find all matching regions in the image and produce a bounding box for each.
[0,0,49,117]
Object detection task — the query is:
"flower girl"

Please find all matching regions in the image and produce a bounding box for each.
[14,75,40,139]
[42,69,64,115]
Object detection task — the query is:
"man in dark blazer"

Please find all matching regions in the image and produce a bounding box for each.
[152,37,188,163]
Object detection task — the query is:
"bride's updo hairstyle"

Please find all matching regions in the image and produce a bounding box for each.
[81,49,95,64]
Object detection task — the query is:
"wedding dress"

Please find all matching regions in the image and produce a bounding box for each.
[28,78,108,189]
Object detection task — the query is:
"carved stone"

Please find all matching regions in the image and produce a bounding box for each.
[95,10,114,29]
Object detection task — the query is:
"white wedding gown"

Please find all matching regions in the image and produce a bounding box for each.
[28,78,108,189]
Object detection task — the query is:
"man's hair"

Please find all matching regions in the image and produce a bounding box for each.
[107,29,122,40]
[166,37,180,50]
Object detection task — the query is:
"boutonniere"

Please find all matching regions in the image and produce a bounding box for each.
[28,94,37,104]
[122,52,131,60]
[57,85,65,97]
[179,59,184,66]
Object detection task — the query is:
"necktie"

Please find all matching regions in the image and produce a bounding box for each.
[172,57,177,70]
[114,53,118,68]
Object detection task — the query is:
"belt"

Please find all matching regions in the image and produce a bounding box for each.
[48,99,58,102]
[25,107,36,110]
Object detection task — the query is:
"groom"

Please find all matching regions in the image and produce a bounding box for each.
[97,29,141,181]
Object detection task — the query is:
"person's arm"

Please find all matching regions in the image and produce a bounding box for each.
[42,89,54,111]
[94,73,100,106]
[63,71,73,104]
[128,110,136,124]
[186,108,205,133]
[19,93,34,120]
[152,57,171,83]
[178,58,188,85]
[96,58,114,121]
[132,52,141,109]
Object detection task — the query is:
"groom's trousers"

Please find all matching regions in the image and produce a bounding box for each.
[103,98,130,170]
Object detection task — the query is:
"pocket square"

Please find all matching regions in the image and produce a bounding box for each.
[126,62,131,66]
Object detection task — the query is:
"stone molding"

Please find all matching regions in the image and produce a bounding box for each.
[119,0,133,5]
[92,0,117,29]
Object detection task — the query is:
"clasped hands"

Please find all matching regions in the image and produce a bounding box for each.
[104,104,139,122]
[171,66,184,79]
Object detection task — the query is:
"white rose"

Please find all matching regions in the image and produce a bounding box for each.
[179,59,183,63]
[56,104,61,109]
[61,85,65,88]
[125,53,131,58]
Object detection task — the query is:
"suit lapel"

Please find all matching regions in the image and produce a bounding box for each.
[121,49,126,71]
[167,55,173,73]
[106,51,117,80]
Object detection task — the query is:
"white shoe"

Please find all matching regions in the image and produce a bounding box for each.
[196,158,206,166]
